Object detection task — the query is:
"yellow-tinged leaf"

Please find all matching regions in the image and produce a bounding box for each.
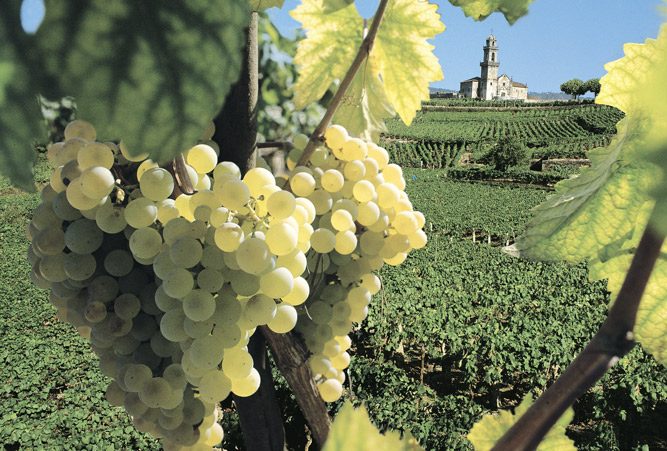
[447,0,535,24]
[249,0,284,12]
[467,395,576,451]
[323,402,425,451]
[373,0,445,126]
[290,0,362,110]
[333,55,395,142]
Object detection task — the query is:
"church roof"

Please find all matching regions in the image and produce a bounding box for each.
[511,81,527,88]
[461,76,481,83]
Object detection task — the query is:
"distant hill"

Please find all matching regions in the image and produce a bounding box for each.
[527,91,572,100]
[429,87,458,94]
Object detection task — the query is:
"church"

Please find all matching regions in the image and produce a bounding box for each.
[459,35,528,101]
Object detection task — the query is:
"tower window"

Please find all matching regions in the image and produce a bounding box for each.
[492,53,495,62]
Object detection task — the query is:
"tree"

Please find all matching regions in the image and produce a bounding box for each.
[584,78,602,97]
[1,1,666,451]
[485,136,529,171]
[560,78,587,99]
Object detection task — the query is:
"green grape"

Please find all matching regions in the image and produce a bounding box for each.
[52,191,82,221]
[84,301,108,323]
[160,308,189,342]
[154,285,181,313]
[140,168,174,201]
[105,381,126,407]
[114,293,142,319]
[321,169,344,193]
[323,125,348,154]
[66,179,103,211]
[343,160,365,181]
[148,331,178,358]
[367,142,389,169]
[95,203,128,234]
[210,294,242,327]
[352,180,376,203]
[196,268,224,293]
[162,268,194,299]
[157,199,180,224]
[78,142,114,170]
[235,237,272,275]
[276,248,307,277]
[290,172,316,197]
[310,228,335,253]
[217,180,250,211]
[124,363,153,392]
[139,377,173,408]
[281,276,309,306]
[211,323,243,348]
[56,138,87,166]
[38,253,68,282]
[64,119,96,142]
[308,301,333,324]
[267,190,296,220]
[214,223,244,252]
[182,289,215,321]
[63,252,96,280]
[129,227,162,259]
[169,237,203,269]
[162,364,187,391]
[189,335,225,370]
[65,218,103,254]
[330,209,354,232]
[186,144,218,174]
[33,227,66,255]
[80,166,115,200]
[244,294,277,326]
[113,334,141,355]
[322,340,342,358]
[183,315,215,339]
[124,198,158,228]
[213,161,241,179]
[242,167,275,198]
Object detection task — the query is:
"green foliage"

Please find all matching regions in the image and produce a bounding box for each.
[447,0,536,24]
[560,78,587,99]
[446,166,565,185]
[249,0,285,12]
[584,78,601,97]
[483,135,529,170]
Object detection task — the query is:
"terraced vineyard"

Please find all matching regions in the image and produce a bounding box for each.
[382,102,623,168]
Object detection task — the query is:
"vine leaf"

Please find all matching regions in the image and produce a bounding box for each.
[332,55,395,142]
[290,0,363,110]
[447,0,535,24]
[322,402,424,451]
[249,0,285,12]
[372,0,445,126]
[34,0,249,162]
[0,4,45,191]
[467,394,575,451]
[508,23,667,365]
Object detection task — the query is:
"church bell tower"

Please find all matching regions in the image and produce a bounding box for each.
[479,34,499,100]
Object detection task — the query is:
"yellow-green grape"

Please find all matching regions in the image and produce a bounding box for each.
[119,140,149,162]
[341,137,367,161]
[50,192,79,222]
[64,119,96,142]
[293,133,309,150]
[222,348,253,380]
[321,169,344,193]
[186,144,217,174]
[367,142,389,170]
[198,369,232,403]
[310,146,330,167]
[200,244,225,270]
[140,168,174,201]
[375,183,400,211]
[195,172,212,191]
[353,180,375,203]
[31,202,61,231]
[84,300,108,323]
[203,422,225,446]
[330,209,354,232]
[265,222,298,257]
[105,381,126,407]
[172,194,193,221]
[79,167,115,200]
[124,363,153,392]
[124,198,158,228]
[197,268,224,293]
[318,378,343,402]
[245,293,277,326]
[47,142,64,166]
[334,230,357,255]
[162,268,194,299]
[66,180,102,210]
[160,308,189,342]
[95,203,127,234]
[408,229,427,249]
[260,267,294,299]
[359,231,384,257]
[136,160,159,182]
[78,142,114,170]
[267,303,297,333]
[213,161,241,179]
[235,237,272,275]
[296,197,316,224]
[331,351,351,370]
[129,227,162,259]
[182,289,215,321]
[384,252,407,266]
[114,293,142,319]
[276,248,307,277]
[267,190,296,220]
[231,367,261,397]
[242,167,275,198]
[286,148,303,170]
[32,227,65,255]
[382,163,404,186]
[50,167,67,192]
[170,237,203,269]
[362,157,379,179]
[281,276,309,306]
[310,228,336,254]
[343,160,365,182]
[359,273,381,295]
[56,138,87,166]
[290,172,316,197]
[387,233,411,253]
[324,125,347,156]
[156,199,179,224]
[308,301,333,325]
[218,180,250,211]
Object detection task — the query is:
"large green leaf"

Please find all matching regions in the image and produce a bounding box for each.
[290,0,362,110]
[0,5,45,191]
[332,55,395,142]
[373,0,445,126]
[323,402,424,451]
[447,0,535,24]
[468,395,575,451]
[250,0,285,11]
[34,0,249,162]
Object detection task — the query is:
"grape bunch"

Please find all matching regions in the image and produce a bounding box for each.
[27,119,426,449]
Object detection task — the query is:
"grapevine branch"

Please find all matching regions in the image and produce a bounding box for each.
[492,207,665,450]
[294,0,390,169]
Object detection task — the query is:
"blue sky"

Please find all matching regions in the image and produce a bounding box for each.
[269,0,666,93]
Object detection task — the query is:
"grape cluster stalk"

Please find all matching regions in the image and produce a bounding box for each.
[27,119,426,449]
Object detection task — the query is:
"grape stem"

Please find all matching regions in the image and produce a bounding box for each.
[294,0,390,169]
[172,154,195,195]
[491,206,665,450]
[257,141,294,150]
